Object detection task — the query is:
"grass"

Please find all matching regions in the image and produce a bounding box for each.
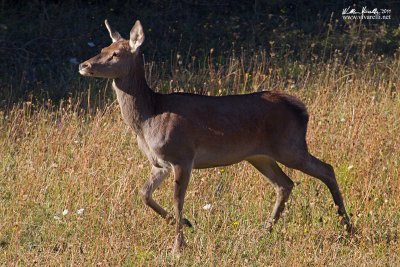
[0,50,399,265]
[2,1,399,104]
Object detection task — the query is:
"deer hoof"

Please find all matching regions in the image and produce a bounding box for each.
[172,234,186,255]
[343,220,356,235]
[264,221,274,233]
[182,218,193,228]
[165,214,175,225]
[165,214,193,227]
[338,215,356,235]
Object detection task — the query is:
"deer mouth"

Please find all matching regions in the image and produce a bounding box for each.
[79,69,94,76]
[79,62,94,76]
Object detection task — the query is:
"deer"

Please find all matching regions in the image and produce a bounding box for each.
[79,19,353,253]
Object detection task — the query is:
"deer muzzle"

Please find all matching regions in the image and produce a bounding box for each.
[79,62,92,76]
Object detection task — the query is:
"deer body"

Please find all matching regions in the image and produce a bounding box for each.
[80,20,352,254]
[143,92,307,169]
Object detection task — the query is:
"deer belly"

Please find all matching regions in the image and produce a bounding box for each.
[193,146,253,169]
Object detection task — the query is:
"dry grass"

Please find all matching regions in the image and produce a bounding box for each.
[0,53,399,266]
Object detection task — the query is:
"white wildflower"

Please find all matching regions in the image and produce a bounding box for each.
[77,208,85,215]
[347,165,354,171]
[62,209,69,216]
[50,163,58,168]
[203,204,212,210]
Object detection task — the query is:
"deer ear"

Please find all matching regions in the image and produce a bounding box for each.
[105,20,122,43]
[129,20,145,52]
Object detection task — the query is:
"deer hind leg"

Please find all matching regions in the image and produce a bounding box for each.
[171,162,193,254]
[247,156,294,231]
[289,153,353,232]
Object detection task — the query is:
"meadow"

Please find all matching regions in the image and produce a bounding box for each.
[1,1,400,265]
[0,48,399,265]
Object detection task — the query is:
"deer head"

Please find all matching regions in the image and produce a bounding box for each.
[79,20,145,79]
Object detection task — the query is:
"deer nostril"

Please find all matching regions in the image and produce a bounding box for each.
[79,62,91,71]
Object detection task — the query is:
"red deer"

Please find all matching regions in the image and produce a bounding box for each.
[79,20,353,253]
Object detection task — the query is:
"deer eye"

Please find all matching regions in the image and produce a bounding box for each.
[107,52,119,62]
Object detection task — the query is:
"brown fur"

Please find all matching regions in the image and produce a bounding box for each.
[79,20,353,254]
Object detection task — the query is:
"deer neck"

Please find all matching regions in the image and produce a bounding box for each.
[112,54,154,136]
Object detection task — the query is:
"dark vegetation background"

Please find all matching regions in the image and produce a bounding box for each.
[0,0,399,107]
